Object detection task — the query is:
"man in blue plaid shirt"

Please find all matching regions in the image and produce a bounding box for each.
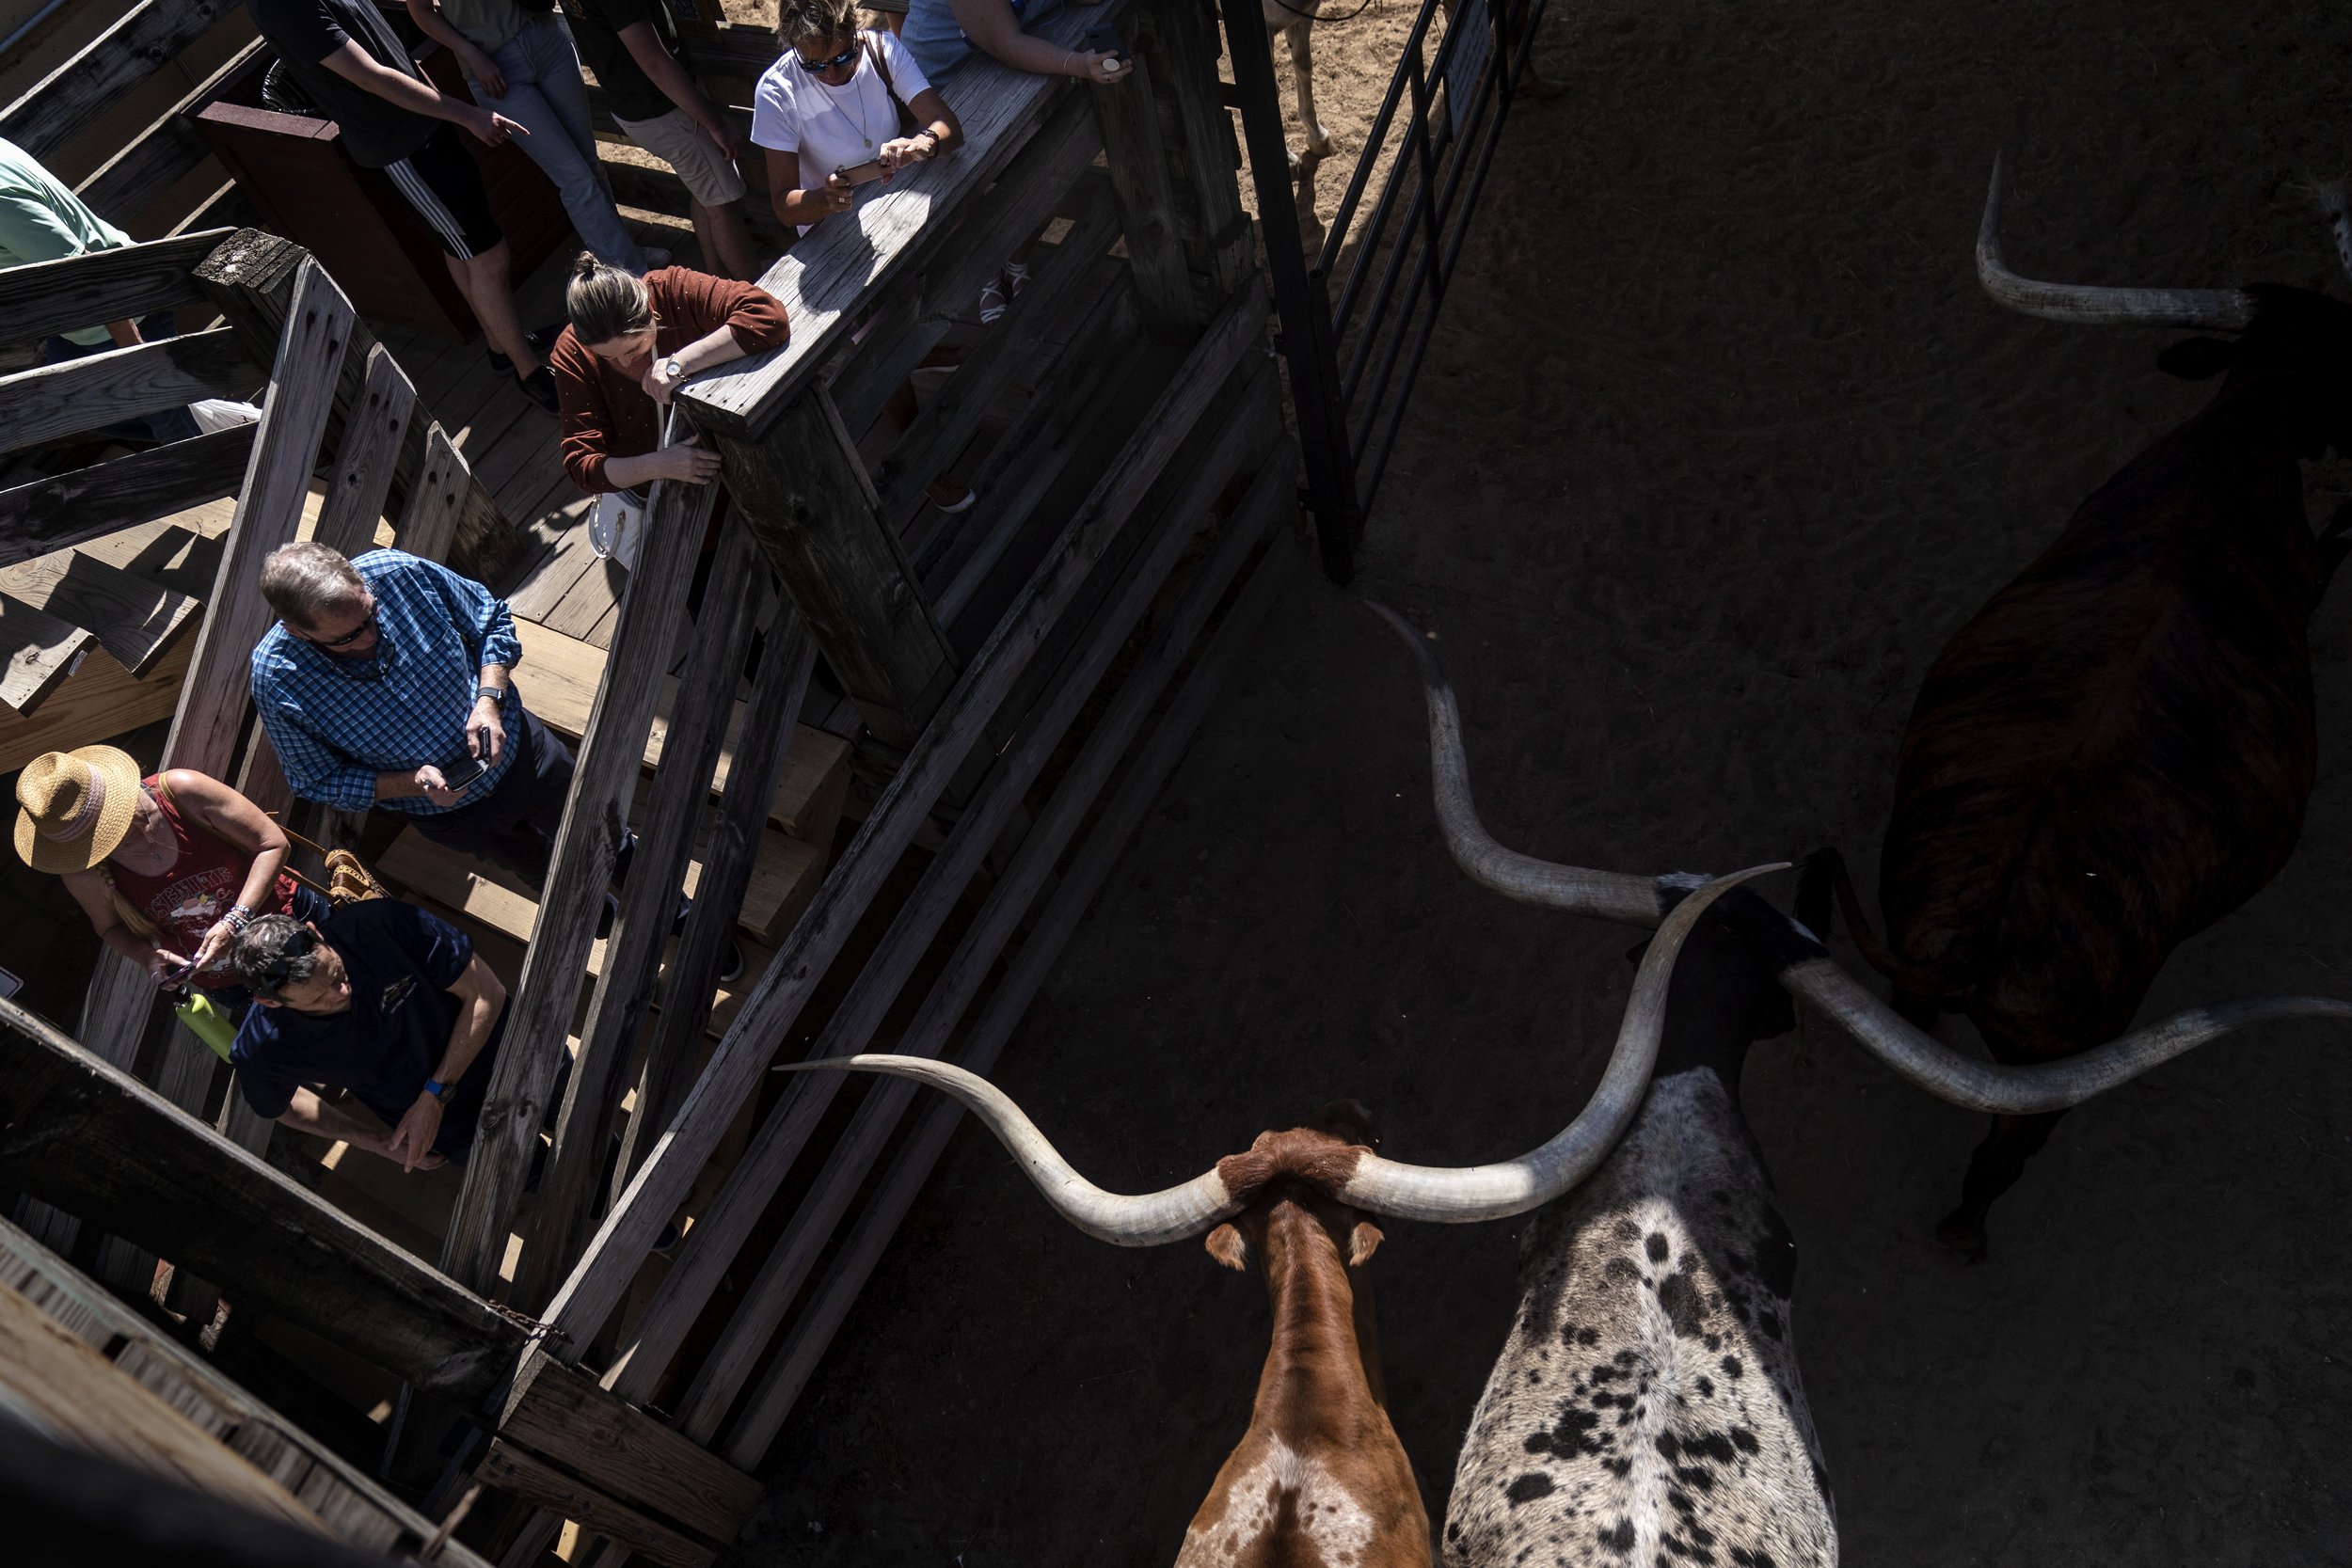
[250,542,577,888]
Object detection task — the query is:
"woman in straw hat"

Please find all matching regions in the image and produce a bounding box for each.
[15,747,327,1006]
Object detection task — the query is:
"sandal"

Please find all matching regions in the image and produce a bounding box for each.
[1003,260,1031,301]
[978,276,1009,325]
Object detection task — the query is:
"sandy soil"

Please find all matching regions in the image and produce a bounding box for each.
[727,0,2352,1561]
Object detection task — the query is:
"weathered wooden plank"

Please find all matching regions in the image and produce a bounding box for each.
[0,230,224,359]
[0,995,529,1404]
[72,259,353,1182]
[314,344,420,557]
[514,524,766,1309]
[873,188,1120,531]
[398,420,472,563]
[0,0,236,163]
[1147,0,1251,298]
[441,477,716,1296]
[77,37,266,223]
[0,595,92,714]
[193,230,521,582]
[725,486,1306,1467]
[501,1349,758,1539]
[614,611,815,1203]
[0,1279,324,1529]
[0,425,253,569]
[0,325,265,454]
[0,1214,495,1565]
[716,386,959,751]
[477,1440,716,1568]
[677,3,1125,439]
[649,368,1283,1425]
[543,286,1269,1352]
[0,551,202,677]
[0,636,190,777]
[1090,40,1197,338]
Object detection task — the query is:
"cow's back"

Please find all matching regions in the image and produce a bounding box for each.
[1881,416,2322,1053]
[1441,1069,1835,1568]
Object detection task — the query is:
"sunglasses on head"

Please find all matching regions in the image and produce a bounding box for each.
[257,927,319,990]
[800,41,857,70]
[311,603,378,651]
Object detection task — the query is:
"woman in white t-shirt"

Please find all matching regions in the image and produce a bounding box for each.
[752,0,962,237]
[753,0,975,512]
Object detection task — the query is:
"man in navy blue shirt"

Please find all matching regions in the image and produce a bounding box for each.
[230,902,511,1169]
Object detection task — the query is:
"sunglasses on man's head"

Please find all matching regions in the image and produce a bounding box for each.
[257,927,319,990]
[800,42,857,71]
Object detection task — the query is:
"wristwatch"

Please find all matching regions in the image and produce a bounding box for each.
[424,1078,453,1101]
[662,356,686,383]
[472,683,505,705]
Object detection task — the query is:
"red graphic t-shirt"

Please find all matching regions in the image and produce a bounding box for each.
[103,776,300,989]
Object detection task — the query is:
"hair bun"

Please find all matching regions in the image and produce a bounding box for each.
[570,249,604,282]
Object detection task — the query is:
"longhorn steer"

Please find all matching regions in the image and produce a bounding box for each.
[1800,153,2352,1255]
[1368,603,2352,1259]
[1444,902,1837,1568]
[780,868,1776,1567]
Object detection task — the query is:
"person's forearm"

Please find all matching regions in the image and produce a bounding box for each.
[342,51,473,125]
[476,661,510,697]
[97,922,157,969]
[279,1089,389,1149]
[233,843,289,914]
[988,30,1093,77]
[599,450,672,489]
[675,324,750,377]
[104,319,143,348]
[432,977,504,1089]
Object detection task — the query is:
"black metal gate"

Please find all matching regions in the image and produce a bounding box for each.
[1220,0,1548,581]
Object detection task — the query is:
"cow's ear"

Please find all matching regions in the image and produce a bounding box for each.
[1205,1224,1250,1272]
[2158,337,2238,380]
[1347,1221,1385,1268]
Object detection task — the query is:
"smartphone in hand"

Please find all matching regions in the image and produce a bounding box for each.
[834,159,889,186]
[1083,18,1126,62]
[438,753,490,792]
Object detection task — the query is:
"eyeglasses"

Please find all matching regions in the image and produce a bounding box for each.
[310,602,378,650]
[799,42,857,71]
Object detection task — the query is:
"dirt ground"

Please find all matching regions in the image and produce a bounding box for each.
[730,0,2352,1561]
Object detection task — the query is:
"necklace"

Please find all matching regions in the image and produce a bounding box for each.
[809,50,875,150]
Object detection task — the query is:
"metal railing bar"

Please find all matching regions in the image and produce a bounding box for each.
[1351,225,1442,458]
[1333,99,1436,333]
[1315,0,1449,274]
[1342,155,1436,396]
[1405,42,1448,306]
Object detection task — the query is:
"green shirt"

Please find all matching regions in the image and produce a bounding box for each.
[433,0,523,56]
[0,135,134,346]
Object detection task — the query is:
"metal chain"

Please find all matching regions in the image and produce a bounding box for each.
[486,1298,571,1345]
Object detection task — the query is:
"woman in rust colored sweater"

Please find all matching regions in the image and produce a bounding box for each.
[551,253,790,500]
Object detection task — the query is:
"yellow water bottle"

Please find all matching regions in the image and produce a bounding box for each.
[174,988,236,1062]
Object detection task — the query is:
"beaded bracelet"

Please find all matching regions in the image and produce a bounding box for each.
[224,904,255,933]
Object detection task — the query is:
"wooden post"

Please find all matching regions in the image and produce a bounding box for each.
[72,260,356,1281]
[439,478,717,1297]
[193,230,521,583]
[0,997,528,1404]
[313,344,419,556]
[712,388,959,751]
[612,605,815,1204]
[508,522,765,1311]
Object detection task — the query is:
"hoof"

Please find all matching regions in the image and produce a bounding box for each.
[1933,1212,1988,1264]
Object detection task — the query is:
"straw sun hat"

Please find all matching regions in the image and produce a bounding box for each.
[13,745,143,874]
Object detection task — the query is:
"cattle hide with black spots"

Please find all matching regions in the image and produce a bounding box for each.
[1442,1069,1835,1567]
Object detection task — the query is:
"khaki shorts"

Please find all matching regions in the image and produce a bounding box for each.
[615,106,749,208]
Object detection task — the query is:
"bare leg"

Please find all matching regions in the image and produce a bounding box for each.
[1288,22,1332,156]
[444,241,536,375]
[691,198,761,282]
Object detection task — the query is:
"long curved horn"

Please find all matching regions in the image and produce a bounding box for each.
[1977,149,2254,330]
[771,1053,1243,1245]
[1331,863,1785,1222]
[1364,600,1666,926]
[1784,956,2352,1114]
[1373,603,2352,1115]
